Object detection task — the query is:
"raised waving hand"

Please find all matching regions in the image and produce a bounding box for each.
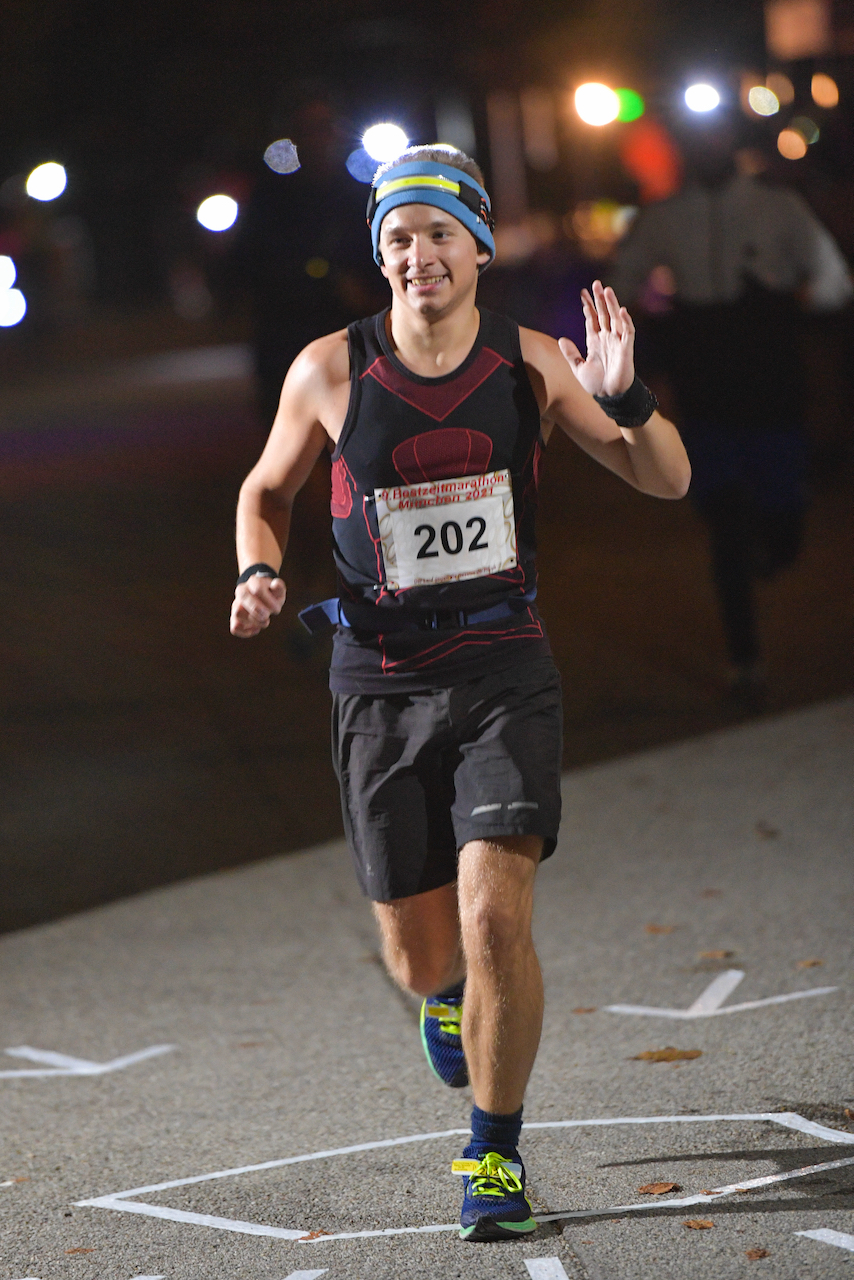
[558,279,636,399]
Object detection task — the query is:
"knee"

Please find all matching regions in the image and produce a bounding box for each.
[460,897,530,967]
[380,936,460,998]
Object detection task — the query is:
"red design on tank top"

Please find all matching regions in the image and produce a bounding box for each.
[392,429,493,484]
[362,347,510,422]
[330,455,355,518]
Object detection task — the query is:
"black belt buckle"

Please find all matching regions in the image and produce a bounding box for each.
[419,608,467,631]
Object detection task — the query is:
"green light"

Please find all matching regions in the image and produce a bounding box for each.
[616,88,645,123]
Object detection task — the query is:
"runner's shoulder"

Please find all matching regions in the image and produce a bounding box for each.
[287,328,351,396]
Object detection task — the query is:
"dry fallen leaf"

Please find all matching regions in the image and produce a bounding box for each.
[572,1007,597,1014]
[796,958,823,968]
[65,1247,96,1254]
[14,1177,30,1183]
[638,1181,681,1195]
[755,821,780,839]
[746,1248,769,1260]
[632,1047,702,1062]
[699,949,734,959]
[845,1108,854,1121]
[299,1230,332,1240]
[684,1218,714,1230]
[646,924,676,935]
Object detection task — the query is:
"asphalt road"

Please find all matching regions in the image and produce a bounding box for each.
[1,698,852,1279]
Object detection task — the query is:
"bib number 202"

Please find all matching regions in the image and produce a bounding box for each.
[415,516,488,559]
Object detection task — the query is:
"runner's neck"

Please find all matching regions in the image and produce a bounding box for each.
[385,304,482,380]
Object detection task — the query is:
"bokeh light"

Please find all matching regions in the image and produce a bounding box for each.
[615,88,645,122]
[0,288,27,327]
[748,85,780,116]
[196,194,238,232]
[685,83,720,113]
[263,139,301,174]
[345,148,378,183]
[25,162,67,201]
[362,123,408,163]
[766,72,795,105]
[574,83,620,126]
[791,116,820,144]
[811,73,839,108]
[777,128,808,159]
[0,256,16,291]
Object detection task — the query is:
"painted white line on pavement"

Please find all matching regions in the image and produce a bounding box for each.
[605,970,838,1019]
[533,1153,854,1223]
[1,1045,175,1078]
[796,1228,854,1253]
[77,1112,854,1246]
[525,1260,570,1279]
[130,1274,167,1278]
[77,1195,309,1240]
[281,1271,328,1279]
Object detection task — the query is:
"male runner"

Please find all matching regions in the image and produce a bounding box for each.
[230,145,690,1241]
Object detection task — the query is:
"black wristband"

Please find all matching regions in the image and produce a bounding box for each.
[236,562,279,585]
[594,374,658,427]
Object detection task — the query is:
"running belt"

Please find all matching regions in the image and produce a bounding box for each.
[298,591,536,636]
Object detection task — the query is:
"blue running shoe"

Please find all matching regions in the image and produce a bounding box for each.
[454,1151,537,1241]
[419,996,468,1088]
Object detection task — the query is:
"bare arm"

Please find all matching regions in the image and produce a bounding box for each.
[521,281,690,500]
[230,330,350,637]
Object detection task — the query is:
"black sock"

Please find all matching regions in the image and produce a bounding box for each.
[464,1104,523,1161]
[433,979,465,1001]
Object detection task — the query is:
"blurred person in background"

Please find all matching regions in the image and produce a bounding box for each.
[610,113,852,701]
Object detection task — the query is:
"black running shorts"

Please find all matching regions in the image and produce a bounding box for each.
[332,657,563,901]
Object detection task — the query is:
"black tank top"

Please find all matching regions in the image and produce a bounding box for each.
[329,307,552,693]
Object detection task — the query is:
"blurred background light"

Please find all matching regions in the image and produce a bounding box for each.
[25,161,67,201]
[685,83,720,112]
[362,123,408,163]
[766,72,795,105]
[345,148,378,183]
[263,138,301,174]
[811,73,839,108]
[791,115,820,143]
[574,83,620,126]
[615,88,645,122]
[748,85,780,115]
[0,255,16,291]
[777,128,808,159]
[196,194,238,231]
[0,287,27,327]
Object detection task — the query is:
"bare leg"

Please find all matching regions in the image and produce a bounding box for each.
[457,836,543,1114]
[372,880,465,997]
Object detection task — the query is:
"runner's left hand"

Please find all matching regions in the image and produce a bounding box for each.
[558,280,635,399]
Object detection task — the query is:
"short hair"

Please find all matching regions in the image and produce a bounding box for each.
[374,144,486,190]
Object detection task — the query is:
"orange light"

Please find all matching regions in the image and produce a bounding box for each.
[777,128,808,159]
[811,73,839,107]
[575,83,620,126]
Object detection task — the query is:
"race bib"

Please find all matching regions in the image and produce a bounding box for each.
[374,469,517,591]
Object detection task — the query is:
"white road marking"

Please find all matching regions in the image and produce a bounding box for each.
[130,1275,167,1278]
[0,1044,175,1079]
[525,1260,570,1279]
[605,969,837,1018]
[795,1228,854,1253]
[281,1272,329,1279]
[76,1112,854,1246]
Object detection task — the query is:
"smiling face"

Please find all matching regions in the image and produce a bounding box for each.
[378,203,491,319]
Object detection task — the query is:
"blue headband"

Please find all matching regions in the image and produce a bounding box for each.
[367,161,496,268]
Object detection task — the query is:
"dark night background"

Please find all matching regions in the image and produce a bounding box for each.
[0,0,852,933]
